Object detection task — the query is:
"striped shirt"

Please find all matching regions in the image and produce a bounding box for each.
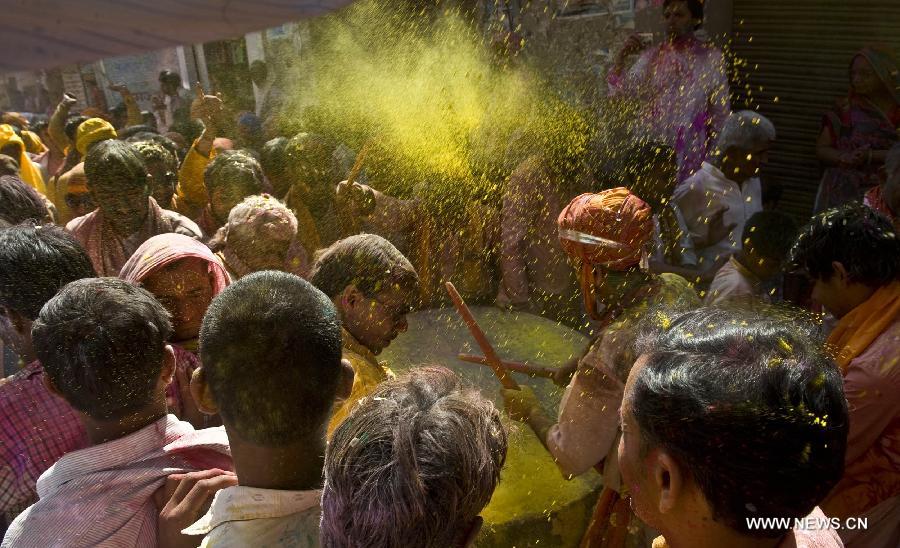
[2,415,231,547]
[0,361,86,522]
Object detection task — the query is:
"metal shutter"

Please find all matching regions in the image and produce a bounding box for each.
[730,0,900,221]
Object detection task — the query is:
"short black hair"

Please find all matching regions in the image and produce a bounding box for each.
[633,307,848,538]
[0,224,95,319]
[200,271,344,445]
[33,278,173,420]
[0,175,50,226]
[203,149,265,196]
[0,154,19,176]
[159,70,182,88]
[84,139,148,193]
[31,120,49,134]
[663,0,704,24]
[64,115,90,143]
[790,203,900,287]
[743,211,798,262]
[118,125,159,141]
[310,234,420,299]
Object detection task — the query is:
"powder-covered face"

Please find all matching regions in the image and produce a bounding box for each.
[141,257,214,342]
[90,183,150,235]
[344,284,416,355]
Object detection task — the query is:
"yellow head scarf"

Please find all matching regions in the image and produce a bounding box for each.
[0,124,46,195]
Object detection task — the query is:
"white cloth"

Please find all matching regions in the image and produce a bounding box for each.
[673,162,762,267]
[705,257,765,305]
[183,485,321,547]
[2,415,231,548]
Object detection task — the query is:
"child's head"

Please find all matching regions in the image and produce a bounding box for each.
[131,139,178,209]
[197,271,344,445]
[741,211,798,281]
[33,278,174,421]
[310,234,419,355]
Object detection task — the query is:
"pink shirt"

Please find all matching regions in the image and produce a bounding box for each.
[2,415,231,547]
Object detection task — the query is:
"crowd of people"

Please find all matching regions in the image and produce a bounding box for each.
[0,0,898,547]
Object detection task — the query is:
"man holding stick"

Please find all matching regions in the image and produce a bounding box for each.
[501,188,699,546]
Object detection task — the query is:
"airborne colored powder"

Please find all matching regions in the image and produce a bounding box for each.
[278,0,597,209]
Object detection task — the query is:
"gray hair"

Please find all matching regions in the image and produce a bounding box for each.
[886,143,900,182]
[321,367,508,548]
[716,110,776,152]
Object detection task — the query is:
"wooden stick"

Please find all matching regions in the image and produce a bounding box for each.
[458,354,557,380]
[345,141,371,186]
[445,282,520,390]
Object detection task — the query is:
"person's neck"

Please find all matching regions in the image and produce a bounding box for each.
[839,283,881,319]
[712,156,747,186]
[735,252,766,281]
[81,403,168,445]
[228,430,326,492]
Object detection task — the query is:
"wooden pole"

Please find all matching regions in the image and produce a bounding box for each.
[457,354,556,380]
[445,282,520,390]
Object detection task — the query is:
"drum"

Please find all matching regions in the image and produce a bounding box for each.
[382,306,603,547]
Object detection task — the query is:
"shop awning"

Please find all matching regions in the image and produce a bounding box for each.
[0,0,355,71]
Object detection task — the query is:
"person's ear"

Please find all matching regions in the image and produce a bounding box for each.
[336,359,355,401]
[190,366,220,415]
[340,285,363,311]
[654,450,683,514]
[160,345,176,386]
[460,516,483,548]
[832,261,850,285]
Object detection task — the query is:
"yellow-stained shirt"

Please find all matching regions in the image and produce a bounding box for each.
[327,329,394,436]
[172,140,215,218]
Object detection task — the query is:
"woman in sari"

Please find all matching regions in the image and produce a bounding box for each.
[815,47,900,213]
[119,233,230,428]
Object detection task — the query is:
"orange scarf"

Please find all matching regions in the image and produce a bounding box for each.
[828,281,900,372]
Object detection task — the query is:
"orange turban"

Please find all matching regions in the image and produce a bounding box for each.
[558,188,654,321]
[558,187,653,271]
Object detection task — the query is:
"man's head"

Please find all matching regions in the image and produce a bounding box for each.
[790,204,900,318]
[310,234,419,354]
[85,140,151,235]
[159,70,182,96]
[260,137,291,198]
[0,224,95,359]
[204,150,266,225]
[0,175,51,228]
[623,141,677,212]
[284,133,334,203]
[221,194,300,274]
[131,139,178,208]
[619,307,848,542]
[663,0,703,37]
[249,60,269,87]
[883,143,900,213]
[33,278,174,421]
[558,188,655,318]
[64,115,90,147]
[739,211,798,281]
[716,110,776,183]
[196,271,345,445]
[0,153,19,177]
[322,367,508,548]
[75,118,117,157]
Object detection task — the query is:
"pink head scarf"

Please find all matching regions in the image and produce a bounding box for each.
[119,232,230,294]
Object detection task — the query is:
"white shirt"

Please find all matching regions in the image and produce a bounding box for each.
[183,485,321,547]
[673,161,762,267]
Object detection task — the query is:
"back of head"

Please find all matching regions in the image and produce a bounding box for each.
[632,307,848,537]
[310,233,419,299]
[717,110,776,152]
[64,115,90,144]
[790,203,900,286]
[199,271,343,444]
[0,224,95,320]
[284,132,333,184]
[32,278,172,420]
[85,139,148,193]
[0,175,50,227]
[742,210,798,262]
[130,139,177,171]
[322,367,508,548]
[159,70,182,89]
[119,125,160,141]
[260,137,290,191]
[203,149,265,195]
